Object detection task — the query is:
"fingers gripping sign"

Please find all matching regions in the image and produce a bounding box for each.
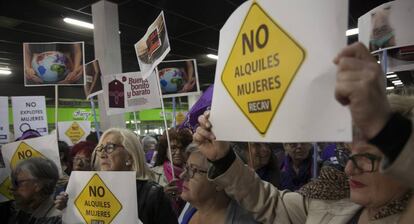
[334,42,391,139]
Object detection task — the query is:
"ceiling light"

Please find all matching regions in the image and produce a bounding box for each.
[346,28,359,36]
[207,54,218,60]
[386,74,397,78]
[394,82,404,86]
[64,17,94,29]
[392,80,402,83]
[386,86,395,90]
[0,69,11,75]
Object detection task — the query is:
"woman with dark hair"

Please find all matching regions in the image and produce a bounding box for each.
[152,128,192,215]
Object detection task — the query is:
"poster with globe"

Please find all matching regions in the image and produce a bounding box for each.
[23,42,85,86]
[157,59,200,98]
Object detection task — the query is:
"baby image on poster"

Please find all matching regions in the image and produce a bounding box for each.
[23,42,85,86]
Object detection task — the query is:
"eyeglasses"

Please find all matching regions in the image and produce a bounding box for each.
[170,144,183,154]
[95,143,124,155]
[73,156,91,164]
[347,153,382,173]
[12,178,35,188]
[182,165,207,180]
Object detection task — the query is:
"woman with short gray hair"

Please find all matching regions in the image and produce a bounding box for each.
[9,157,61,224]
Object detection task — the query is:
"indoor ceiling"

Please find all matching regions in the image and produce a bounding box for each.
[0,0,410,99]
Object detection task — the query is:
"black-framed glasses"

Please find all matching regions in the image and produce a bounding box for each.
[73,156,91,164]
[182,165,207,180]
[12,178,35,188]
[95,143,124,155]
[347,153,382,173]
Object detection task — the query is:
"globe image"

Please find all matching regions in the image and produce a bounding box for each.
[159,68,184,93]
[31,51,71,82]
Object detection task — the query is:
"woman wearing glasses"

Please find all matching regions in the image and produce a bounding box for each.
[70,141,96,171]
[56,128,178,224]
[179,143,259,224]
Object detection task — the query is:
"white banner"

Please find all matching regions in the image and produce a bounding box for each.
[358,0,414,53]
[0,97,10,143]
[63,171,139,224]
[12,96,48,138]
[210,0,351,142]
[2,134,62,176]
[102,71,161,116]
[135,11,171,79]
[58,121,91,146]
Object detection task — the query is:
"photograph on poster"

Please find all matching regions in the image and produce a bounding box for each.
[157,59,200,98]
[358,1,414,52]
[375,45,414,73]
[84,59,103,99]
[23,42,85,86]
[135,11,171,78]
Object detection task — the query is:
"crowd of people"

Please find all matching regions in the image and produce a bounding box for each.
[1,42,414,224]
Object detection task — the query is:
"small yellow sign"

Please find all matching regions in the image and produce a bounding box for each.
[0,177,13,200]
[221,2,305,135]
[75,174,122,224]
[175,112,186,125]
[11,142,45,169]
[65,122,85,144]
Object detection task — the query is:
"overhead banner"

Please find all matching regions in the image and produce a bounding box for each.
[358,0,414,53]
[135,11,171,79]
[12,96,48,138]
[58,121,91,146]
[210,0,350,142]
[1,134,62,175]
[23,42,85,86]
[0,151,13,203]
[84,59,103,99]
[63,171,139,224]
[157,59,200,98]
[102,71,161,115]
[0,97,10,144]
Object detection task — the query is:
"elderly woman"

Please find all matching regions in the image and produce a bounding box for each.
[152,128,193,215]
[70,140,96,171]
[192,43,413,223]
[9,157,61,224]
[141,135,158,167]
[280,143,313,191]
[57,128,177,224]
[235,142,280,187]
[179,143,259,224]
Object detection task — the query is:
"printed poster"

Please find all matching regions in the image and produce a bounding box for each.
[23,42,85,86]
[102,71,161,115]
[135,11,171,79]
[0,97,10,143]
[2,134,63,176]
[63,171,139,224]
[84,59,103,99]
[12,96,48,138]
[157,59,200,98]
[58,121,91,146]
[210,0,351,142]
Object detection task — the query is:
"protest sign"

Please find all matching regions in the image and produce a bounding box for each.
[2,134,62,175]
[12,96,48,138]
[63,171,138,224]
[0,97,10,143]
[210,0,351,142]
[23,42,85,86]
[135,11,171,79]
[102,71,161,115]
[157,59,200,98]
[58,121,91,146]
[0,155,13,202]
[84,59,103,99]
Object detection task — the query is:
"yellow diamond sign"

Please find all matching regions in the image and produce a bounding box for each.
[65,122,85,144]
[221,2,306,135]
[0,177,13,200]
[11,142,45,169]
[75,174,122,224]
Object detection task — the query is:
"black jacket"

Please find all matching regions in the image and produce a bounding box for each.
[136,180,178,224]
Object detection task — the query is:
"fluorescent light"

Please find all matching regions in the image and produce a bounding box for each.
[386,86,395,90]
[395,82,404,86]
[346,28,359,36]
[386,74,397,78]
[392,80,402,83]
[386,72,394,75]
[207,54,218,60]
[0,69,11,75]
[64,17,94,29]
